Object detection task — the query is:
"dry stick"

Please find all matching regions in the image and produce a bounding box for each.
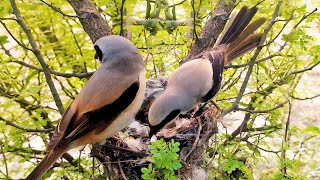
[184,118,202,160]
[103,159,147,164]
[222,0,284,117]
[118,160,128,180]
[9,0,65,114]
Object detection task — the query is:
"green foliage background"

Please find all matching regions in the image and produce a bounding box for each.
[0,0,319,179]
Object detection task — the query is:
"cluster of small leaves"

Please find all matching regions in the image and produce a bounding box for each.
[141,139,182,180]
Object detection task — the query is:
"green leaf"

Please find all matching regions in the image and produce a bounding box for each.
[0,35,8,45]
[302,126,320,134]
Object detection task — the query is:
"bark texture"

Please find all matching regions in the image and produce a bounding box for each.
[67,0,112,43]
[182,0,236,64]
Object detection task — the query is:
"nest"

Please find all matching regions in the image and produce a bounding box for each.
[90,78,222,179]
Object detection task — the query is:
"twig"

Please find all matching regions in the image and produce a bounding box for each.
[0,116,54,133]
[0,44,89,78]
[289,59,320,75]
[191,0,199,41]
[225,54,280,69]
[0,142,9,179]
[222,0,284,117]
[243,140,280,154]
[168,0,187,7]
[0,20,33,51]
[236,101,287,114]
[40,0,80,18]
[244,125,281,132]
[184,118,202,160]
[263,12,294,47]
[278,8,318,51]
[9,59,93,78]
[290,93,320,100]
[119,0,126,36]
[292,137,306,159]
[118,160,128,180]
[10,0,65,114]
[281,100,292,176]
[102,158,147,164]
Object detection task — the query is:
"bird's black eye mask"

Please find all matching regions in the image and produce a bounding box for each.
[94,45,103,62]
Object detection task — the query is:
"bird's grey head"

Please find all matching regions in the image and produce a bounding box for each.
[148,90,194,127]
[93,35,141,64]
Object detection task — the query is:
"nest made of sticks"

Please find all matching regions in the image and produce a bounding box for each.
[90,78,222,179]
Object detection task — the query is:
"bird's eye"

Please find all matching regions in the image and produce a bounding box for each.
[94,45,103,61]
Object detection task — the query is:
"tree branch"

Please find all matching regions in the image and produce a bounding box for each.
[0,116,54,133]
[67,0,112,43]
[181,0,236,64]
[9,0,65,114]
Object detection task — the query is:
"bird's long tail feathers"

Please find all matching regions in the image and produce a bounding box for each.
[26,149,66,180]
[216,6,266,65]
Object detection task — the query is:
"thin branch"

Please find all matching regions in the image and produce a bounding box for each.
[118,160,128,180]
[291,93,320,100]
[184,118,202,160]
[225,54,281,69]
[9,59,94,78]
[168,0,187,7]
[0,17,17,21]
[222,0,284,117]
[0,20,33,51]
[0,116,54,133]
[281,101,292,175]
[243,140,281,154]
[264,12,294,47]
[191,0,199,41]
[289,59,320,75]
[40,0,80,18]
[236,101,287,114]
[119,0,126,36]
[0,142,9,179]
[278,8,318,51]
[245,125,282,132]
[10,0,65,114]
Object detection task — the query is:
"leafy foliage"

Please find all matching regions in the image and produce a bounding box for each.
[0,0,319,179]
[141,139,182,180]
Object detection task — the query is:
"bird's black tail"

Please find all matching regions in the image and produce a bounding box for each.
[215,6,266,65]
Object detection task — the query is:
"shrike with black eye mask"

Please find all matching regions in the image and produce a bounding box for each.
[148,6,266,137]
[26,35,146,180]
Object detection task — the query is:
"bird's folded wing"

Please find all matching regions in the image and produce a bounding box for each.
[201,50,225,102]
[47,66,140,151]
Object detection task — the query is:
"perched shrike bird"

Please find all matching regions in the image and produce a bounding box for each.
[26,35,146,180]
[148,6,266,135]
